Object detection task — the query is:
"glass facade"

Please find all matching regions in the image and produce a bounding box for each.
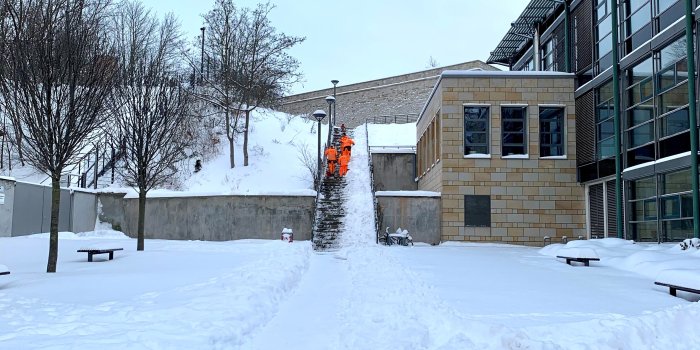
[595,0,614,73]
[596,80,615,159]
[628,168,695,242]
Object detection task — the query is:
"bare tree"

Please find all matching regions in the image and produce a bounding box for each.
[426,56,439,68]
[0,0,114,273]
[109,1,190,251]
[237,2,304,167]
[295,141,318,190]
[196,0,247,169]
[195,1,303,168]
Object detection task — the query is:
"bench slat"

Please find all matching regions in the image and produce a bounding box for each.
[655,281,700,296]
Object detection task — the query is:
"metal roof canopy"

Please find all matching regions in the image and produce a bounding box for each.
[487,0,563,66]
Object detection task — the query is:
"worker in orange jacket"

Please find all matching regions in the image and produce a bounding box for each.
[338,152,350,177]
[340,134,355,157]
[324,145,338,177]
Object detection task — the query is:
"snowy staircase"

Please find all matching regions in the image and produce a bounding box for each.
[312,129,349,251]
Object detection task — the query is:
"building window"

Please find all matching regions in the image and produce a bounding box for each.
[596,80,615,159]
[628,176,658,242]
[625,56,654,164]
[539,107,565,157]
[628,168,694,242]
[502,106,527,156]
[656,35,689,156]
[464,105,489,155]
[623,0,652,54]
[542,39,556,71]
[465,195,491,227]
[595,0,613,74]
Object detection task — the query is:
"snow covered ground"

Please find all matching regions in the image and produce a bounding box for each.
[1,125,699,349]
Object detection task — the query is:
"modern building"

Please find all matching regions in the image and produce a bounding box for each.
[485,0,699,243]
[416,71,586,245]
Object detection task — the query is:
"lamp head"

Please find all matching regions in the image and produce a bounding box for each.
[331,79,339,85]
[312,110,327,122]
[325,95,336,104]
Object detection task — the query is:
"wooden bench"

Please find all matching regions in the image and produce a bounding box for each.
[654,282,700,297]
[77,248,123,262]
[0,271,9,276]
[0,264,9,276]
[556,256,600,266]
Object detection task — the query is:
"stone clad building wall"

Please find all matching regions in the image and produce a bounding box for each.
[417,72,586,245]
[278,61,496,128]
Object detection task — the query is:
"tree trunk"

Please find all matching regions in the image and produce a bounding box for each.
[137,189,146,251]
[226,109,235,168]
[46,174,61,273]
[243,110,250,166]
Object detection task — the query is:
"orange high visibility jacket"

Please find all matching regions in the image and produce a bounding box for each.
[338,153,350,166]
[340,136,355,149]
[325,147,338,161]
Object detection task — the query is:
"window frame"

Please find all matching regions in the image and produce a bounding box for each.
[463,104,491,158]
[538,105,567,158]
[500,104,528,158]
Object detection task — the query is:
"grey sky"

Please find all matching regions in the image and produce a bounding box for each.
[140,0,531,95]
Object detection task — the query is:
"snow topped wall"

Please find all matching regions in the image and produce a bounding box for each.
[98,193,315,241]
[278,60,497,128]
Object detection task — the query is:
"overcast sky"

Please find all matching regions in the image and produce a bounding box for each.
[141,0,531,95]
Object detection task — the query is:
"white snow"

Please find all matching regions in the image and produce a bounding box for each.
[656,269,700,290]
[555,246,600,259]
[0,264,8,273]
[2,121,700,349]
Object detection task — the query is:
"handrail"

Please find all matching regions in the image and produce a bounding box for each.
[365,120,380,244]
[365,114,418,125]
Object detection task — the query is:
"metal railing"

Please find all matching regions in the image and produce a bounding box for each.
[365,123,381,244]
[365,114,418,125]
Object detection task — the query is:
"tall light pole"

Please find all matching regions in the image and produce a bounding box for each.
[200,27,205,84]
[312,110,327,189]
[325,96,335,146]
[331,80,339,125]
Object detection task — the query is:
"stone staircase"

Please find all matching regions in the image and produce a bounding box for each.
[312,128,350,251]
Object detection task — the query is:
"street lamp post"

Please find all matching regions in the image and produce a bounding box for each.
[200,27,205,84]
[325,96,335,146]
[312,110,327,189]
[331,80,339,125]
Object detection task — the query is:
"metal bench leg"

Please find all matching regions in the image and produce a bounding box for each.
[88,253,93,262]
[584,260,590,267]
[670,287,677,297]
[109,252,114,260]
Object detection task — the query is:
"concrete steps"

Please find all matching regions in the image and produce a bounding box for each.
[312,129,348,251]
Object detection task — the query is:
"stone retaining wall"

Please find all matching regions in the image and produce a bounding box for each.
[278,61,497,128]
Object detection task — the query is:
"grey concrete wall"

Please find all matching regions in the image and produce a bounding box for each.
[377,195,441,245]
[72,190,97,233]
[98,194,316,241]
[97,192,128,231]
[0,177,14,237]
[372,153,417,191]
[7,180,96,236]
[278,61,497,128]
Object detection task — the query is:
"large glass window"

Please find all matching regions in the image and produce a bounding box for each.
[542,39,556,71]
[623,0,652,54]
[539,107,565,157]
[502,106,527,156]
[464,106,489,155]
[629,176,658,242]
[628,169,695,242]
[596,80,615,159]
[625,57,654,155]
[656,35,689,139]
[595,0,613,74]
